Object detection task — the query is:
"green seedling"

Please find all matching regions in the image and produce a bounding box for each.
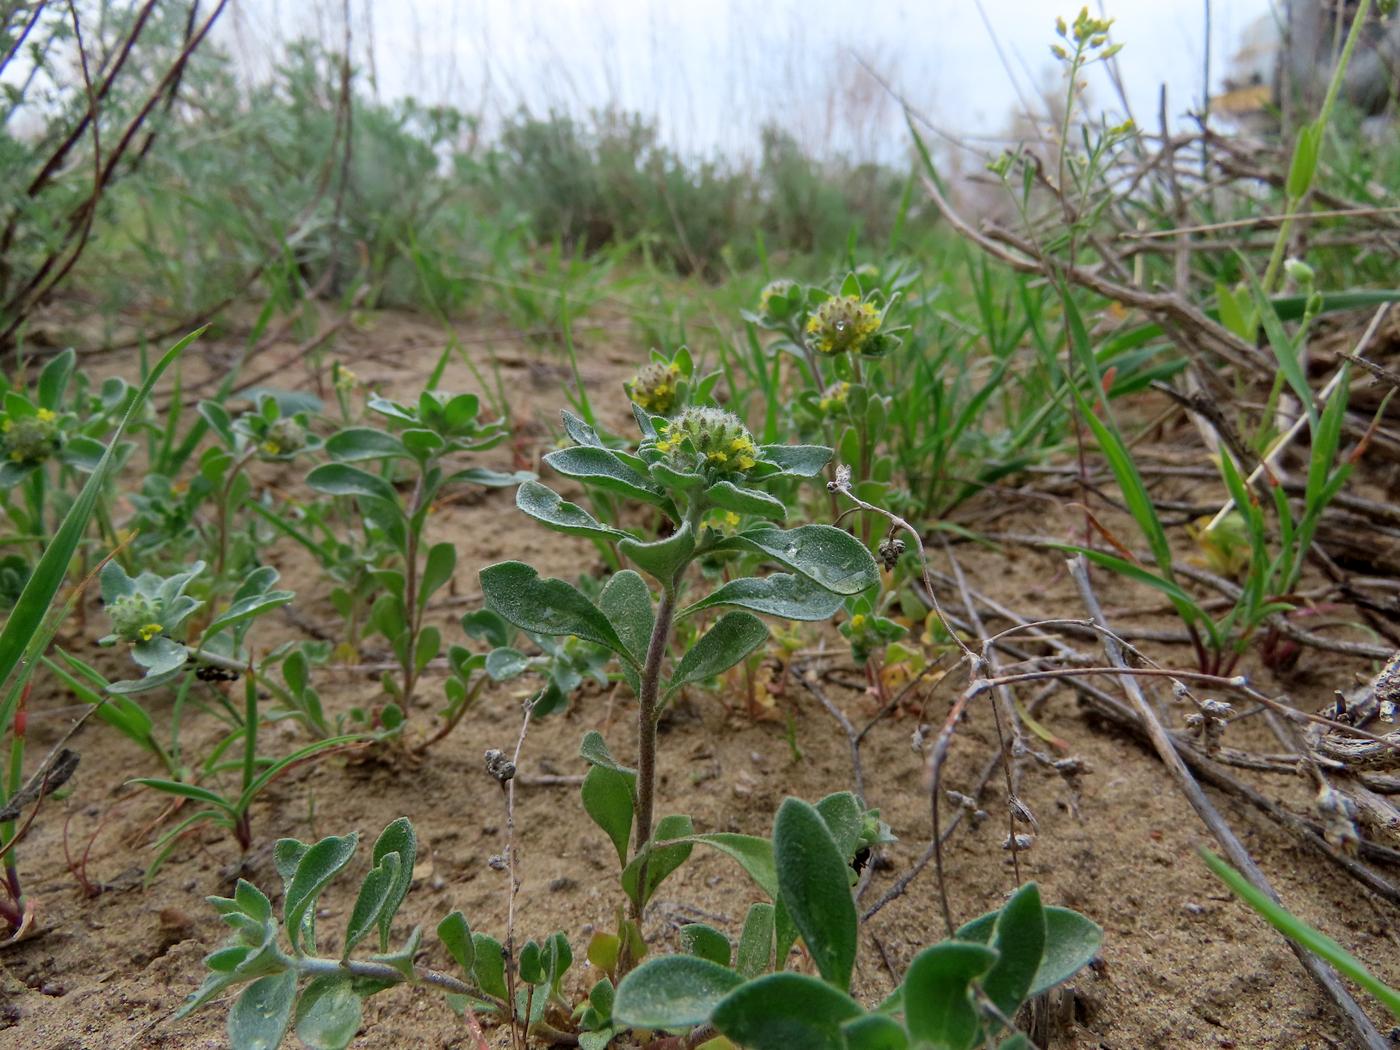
[178,817,580,1048]
[308,389,530,723]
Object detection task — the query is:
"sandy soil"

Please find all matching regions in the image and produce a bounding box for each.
[1,306,1397,1050]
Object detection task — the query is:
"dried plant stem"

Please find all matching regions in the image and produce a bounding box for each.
[1069,554,1387,1050]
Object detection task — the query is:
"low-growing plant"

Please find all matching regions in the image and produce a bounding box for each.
[480,404,879,942]
[614,797,1102,1050]
[0,331,198,935]
[308,389,529,726]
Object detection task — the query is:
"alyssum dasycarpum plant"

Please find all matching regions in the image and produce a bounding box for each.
[176,807,1103,1049]
[307,389,530,731]
[479,403,879,935]
[751,270,906,513]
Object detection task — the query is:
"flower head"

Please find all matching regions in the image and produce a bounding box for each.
[108,592,163,643]
[2,411,60,465]
[626,361,682,416]
[259,417,308,459]
[757,279,800,324]
[654,406,759,475]
[805,295,880,355]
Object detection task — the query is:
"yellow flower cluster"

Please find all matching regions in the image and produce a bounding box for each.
[138,623,164,642]
[3,408,59,464]
[626,361,682,415]
[654,407,760,473]
[805,295,880,355]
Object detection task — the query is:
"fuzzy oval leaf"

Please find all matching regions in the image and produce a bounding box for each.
[773,798,857,990]
[228,969,297,1050]
[294,974,364,1050]
[843,1014,910,1050]
[372,818,417,952]
[544,446,665,505]
[903,942,999,1050]
[471,932,508,999]
[760,444,833,477]
[517,480,629,541]
[711,972,862,1050]
[666,612,768,695]
[704,480,787,521]
[306,463,399,505]
[437,911,475,975]
[344,852,400,959]
[621,814,694,909]
[680,573,844,621]
[956,904,1101,998]
[680,923,732,967]
[685,833,777,899]
[480,562,631,662]
[619,521,695,584]
[582,764,635,867]
[735,902,775,979]
[419,543,456,607]
[579,730,633,775]
[325,427,407,462]
[285,834,359,952]
[815,791,865,863]
[718,525,878,595]
[599,570,654,667]
[613,955,743,1030]
[983,882,1046,1021]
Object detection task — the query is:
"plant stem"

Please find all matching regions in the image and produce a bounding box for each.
[214,448,255,582]
[400,469,425,708]
[236,669,256,850]
[631,586,674,924]
[1260,0,1372,293]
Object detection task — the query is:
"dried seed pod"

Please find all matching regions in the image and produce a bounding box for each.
[484,748,516,783]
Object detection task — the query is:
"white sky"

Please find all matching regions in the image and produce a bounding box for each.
[228,0,1280,162]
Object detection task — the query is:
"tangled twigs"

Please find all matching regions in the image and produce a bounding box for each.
[1068,555,1389,1050]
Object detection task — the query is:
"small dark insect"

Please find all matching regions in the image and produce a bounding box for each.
[851,846,871,875]
[195,664,240,683]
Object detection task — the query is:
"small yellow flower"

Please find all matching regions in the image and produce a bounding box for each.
[626,361,683,415]
[261,440,280,455]
[806,296,881,355]
[707,451,728,464]
[35,408,55,422]
[334,365,359,391]
[138,623,163,642]
[723,511,740,526]
[850,614,867,630]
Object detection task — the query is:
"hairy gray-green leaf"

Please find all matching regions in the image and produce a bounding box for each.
[815,791,865,863]
[956,904,1102,999]
[599,570,654,667]
[711,972,862,1050]
[582,764,636,867]
[842,1014,909,1050]
[717,525,877,595]
[735,902,775,979]
[983,882,1046,1023]
[480,563,632,663]
[773,798,856,990]
[343,852,401,959]
[621,814,693,910]
[680,923,732,967]
[372,818,417,952]
[703,480,787,520]
[437,912,475,975]
[666,612,768,696]
[294,974,364,1050]
[306,463,399,505]
[228,969,297,1050]
[680,573,845,621]
[285,834,358,953]
[544,446,666,506]
[613,955,743,1030]
[516,480,630,541]
[619,521,695,585]
[759,444,833,477]
[902,942,999,1050]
